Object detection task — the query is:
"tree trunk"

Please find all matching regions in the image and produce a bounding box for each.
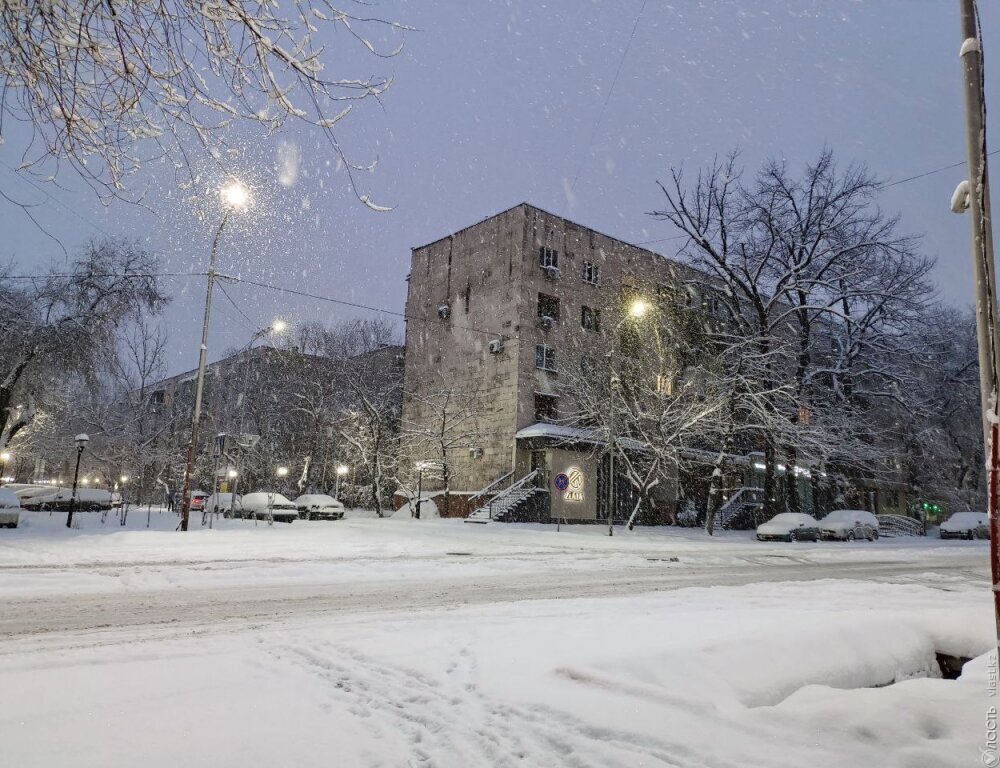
[763,440,777,521]
[784,446,800,514]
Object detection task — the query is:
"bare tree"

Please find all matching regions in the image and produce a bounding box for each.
[0,241,167,451]
[340,361,401,516]
[0,0,407,205]
[651,150,935,523]
[402,386,483,517]
[81,314,176,503]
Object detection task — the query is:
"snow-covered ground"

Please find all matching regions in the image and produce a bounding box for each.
[0,510,994,766]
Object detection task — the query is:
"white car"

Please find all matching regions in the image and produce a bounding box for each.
[756,513,820,542]
[939,511,989,540]
[19,486,112,511]
[205,492,242,518]
[819,509,879,541]
[293,494,345,521]
[14,485,61,509]
[239,492,299,523]
[0,488,20,528]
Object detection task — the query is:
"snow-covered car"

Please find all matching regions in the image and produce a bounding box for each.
[206,493,242,518]
[293,494,345,521]
[756,513,820,542]
[939,511,989,540]
[18,486,112,511]
[239,492,299,523]
[819,509,879,541]
[14,485,61,509]
[0,488,21,528]
[187,490,210,512]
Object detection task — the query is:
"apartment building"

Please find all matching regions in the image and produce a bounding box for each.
[400,203,707,522]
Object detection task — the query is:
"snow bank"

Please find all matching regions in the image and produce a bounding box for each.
[390,496,439,519]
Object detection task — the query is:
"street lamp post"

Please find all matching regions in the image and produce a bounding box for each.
[268,466,289,525]
[606,299,649,537]
[178,180,250,532]
[415,463,424,519]
[334,464,349,501]
[66,434,89,529]
[119,475,130,526]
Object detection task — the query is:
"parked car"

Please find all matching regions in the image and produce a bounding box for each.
[18,486,112,511]
[187,490,211,513]
[756,513,820,542]
[239,492,299,523]
[0,488,20,528]
[14,485,61,509]
[939,511,990,540]
[206,493,242,518]
[819,509,880,541]
[293,494,345,521]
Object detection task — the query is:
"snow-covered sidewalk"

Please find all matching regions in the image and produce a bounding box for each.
[1,511,994,766]
[0,575,991,767]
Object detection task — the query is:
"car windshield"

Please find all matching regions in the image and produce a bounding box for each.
[768,513,802,524]
[948,512,984,524]
[824,510,865,523]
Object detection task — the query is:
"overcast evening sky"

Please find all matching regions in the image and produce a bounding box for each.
[2,0,999,375]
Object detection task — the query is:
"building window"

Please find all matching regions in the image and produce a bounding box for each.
[463,286,471,314]
[582,261,600,285]
[537,293,560,322]
[535,344,557,372]
[539,246,559,268]
[581,305,601,332]
[534,393,559,423]
[656,374,673,395]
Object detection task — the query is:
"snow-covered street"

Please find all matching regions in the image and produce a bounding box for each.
[0,514,993,767]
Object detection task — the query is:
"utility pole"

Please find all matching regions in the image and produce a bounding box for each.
[957,0,1000,650]
[178,213,226,532]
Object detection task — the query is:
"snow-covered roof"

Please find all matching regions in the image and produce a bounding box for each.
[514,423,646,451]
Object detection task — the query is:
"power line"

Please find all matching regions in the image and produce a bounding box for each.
[3,271,206,280]
[631,151,1000,247]
[214,278,259,330]
[0,158,115,239]
[219,275,511,339]
[880,149,1000,189]
[568,0,649,196]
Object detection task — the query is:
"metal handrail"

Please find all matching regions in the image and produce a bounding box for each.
[467,471,515,511]
[486,470,539,520]
[713,486,764,526]
[877,513,925,537]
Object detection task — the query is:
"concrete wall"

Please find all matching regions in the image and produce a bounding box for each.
[401,202,709,497]
[401,206,528,491]
[548,448,599,521]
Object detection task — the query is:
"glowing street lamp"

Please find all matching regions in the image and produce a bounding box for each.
[220,181,250,210]
[628,299,649,319]
[0,451,10,483]
[178,180,251,532]
[334,464,349,500]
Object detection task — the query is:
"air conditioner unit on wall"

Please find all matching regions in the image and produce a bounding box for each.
[543,265,561,280]
[437,304,451,319]
[538,315,554,329]
[488,339,505,354]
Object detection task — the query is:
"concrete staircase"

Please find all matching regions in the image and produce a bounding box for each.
[465,470,540,523]
[712,487,764,530]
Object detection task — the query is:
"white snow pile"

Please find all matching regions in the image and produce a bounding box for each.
[390,496,439,519]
